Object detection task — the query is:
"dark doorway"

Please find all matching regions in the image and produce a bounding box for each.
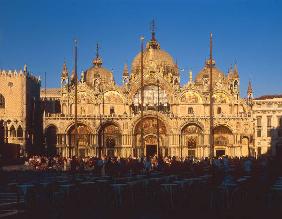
[0,121,4,145]
[46,126,57,156]
[79,149,86,158]
[146,145,157,157]
[188,149,196,157]
[216,149,225,157]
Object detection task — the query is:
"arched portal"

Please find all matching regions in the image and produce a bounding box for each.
[68,123,91,157]
[45,125,57,156]
[214,125,233,157]
[181,124,204,157]
[98,123,121,157]
[134,117,167,157]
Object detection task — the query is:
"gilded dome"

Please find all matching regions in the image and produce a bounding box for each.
[131,36,178,78]
[195,59,226,83]
[85,51,114,87]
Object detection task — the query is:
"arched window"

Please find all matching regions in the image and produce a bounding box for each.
[110,106,115,115]
[188,107,194,114]
[0,94,5,108]
[17,126,23,138]
[217,107,222,114]
[10,125,16,137]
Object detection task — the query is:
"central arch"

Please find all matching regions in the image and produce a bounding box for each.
[68,123,92,157]
[134,116,167,157]
[181,123,204,157]
[214,125,234,157]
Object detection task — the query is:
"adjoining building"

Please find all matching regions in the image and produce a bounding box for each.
[0,65,42,156]
[252,94,282,157]
[42,29,255,159]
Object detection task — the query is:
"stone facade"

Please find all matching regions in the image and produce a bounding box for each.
[252,95,282,157]
[0,65,42,155]
[42,32,256,159]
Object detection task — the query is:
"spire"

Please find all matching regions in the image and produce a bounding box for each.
[148,19,160,49]
[123,63,129,77]
[247,80,253,95]
[189,69,193,82]
[123,63,129,85]
[247,80,253,106]
[233,63,239,77]
[23,64,27,73]
[151,19,156,41]
[61,60,68,79]
[93,43,103,67]
[70,69,76,84]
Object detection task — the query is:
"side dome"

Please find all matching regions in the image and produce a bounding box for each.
[85,48,114,87]
[195,59,226,84]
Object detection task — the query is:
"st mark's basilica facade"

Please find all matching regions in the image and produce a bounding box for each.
[42,29,255,159]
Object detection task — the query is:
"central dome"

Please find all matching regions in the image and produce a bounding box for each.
[131,44,176,70]
[131,33,178,78]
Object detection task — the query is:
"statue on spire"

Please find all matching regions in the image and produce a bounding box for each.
[61,60,69,88]
[123,63,129,86]
[247,80,254,106]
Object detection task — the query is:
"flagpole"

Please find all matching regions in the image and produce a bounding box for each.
[209,33,214,158]
[74,39,78,157]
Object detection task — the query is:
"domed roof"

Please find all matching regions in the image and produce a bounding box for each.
[84,46,114,87]
[131,33,178,77]
[195,59,226,83]
[132,45,176,70]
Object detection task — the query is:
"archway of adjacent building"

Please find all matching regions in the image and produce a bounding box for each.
[181,124,204,158]
[214,125,233,157]
[134,117,167,158]
[45,125,58,156]
[68,123,91,157]
[98,122,121,157]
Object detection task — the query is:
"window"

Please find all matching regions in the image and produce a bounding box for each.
[10,125,16,137]
[217,107,222,114]
[188,107,194,114]
[0,94,5,108]
[267,129,271,137]
[267,116,272,137]
[278,117,282,127]
[17,126,23,138]
[257,129,261,137]
[257,116,262,127]
[110,106,115,115]
[267,116,272,127]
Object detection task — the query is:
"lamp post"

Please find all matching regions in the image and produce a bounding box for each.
[98,83,105,158]
[209,33,214,159]
[140,36,144,157]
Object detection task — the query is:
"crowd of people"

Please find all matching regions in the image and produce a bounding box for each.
[25,154,282,179]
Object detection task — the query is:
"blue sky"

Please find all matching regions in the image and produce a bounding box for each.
[0,0,281,97]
